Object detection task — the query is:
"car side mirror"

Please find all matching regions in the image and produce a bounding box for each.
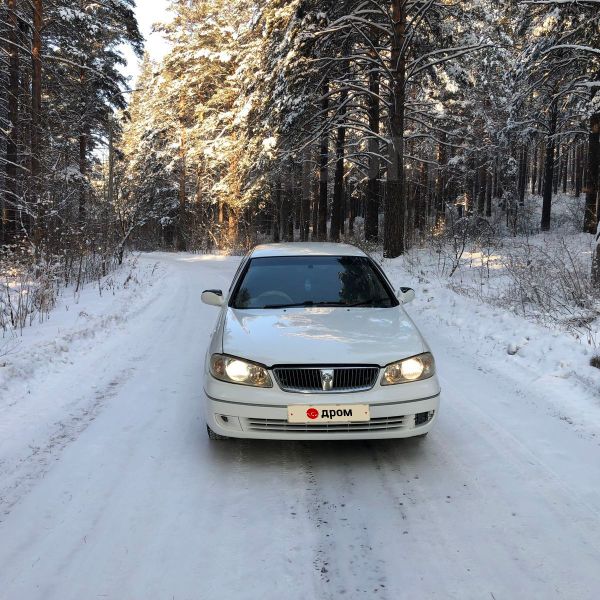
[202,289,225,307]
[398,287,416,304]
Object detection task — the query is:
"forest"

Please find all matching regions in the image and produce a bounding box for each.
[0,0,599,333]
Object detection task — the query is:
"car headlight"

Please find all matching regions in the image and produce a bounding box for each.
[381,353,435,385]
[210,354,272,388]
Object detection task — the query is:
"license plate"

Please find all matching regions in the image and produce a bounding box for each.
[288,404,370,424]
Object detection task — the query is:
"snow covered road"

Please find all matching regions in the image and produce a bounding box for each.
[1,253,600,600]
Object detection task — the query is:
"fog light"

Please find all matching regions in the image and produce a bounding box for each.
[215,414,243,431]
[415,411,434,426]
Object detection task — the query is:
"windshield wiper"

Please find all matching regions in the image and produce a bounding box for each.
[346,297,391,307]
[262,301,346,309]
[263,302,313,309]
[260,298,391,309]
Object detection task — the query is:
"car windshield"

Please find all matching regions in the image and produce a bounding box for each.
[230,256,397,309]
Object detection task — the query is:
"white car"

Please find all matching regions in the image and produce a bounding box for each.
[201,243,440,440]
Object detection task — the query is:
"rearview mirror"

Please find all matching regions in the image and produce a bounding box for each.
[202,289,224,307]
[398,287,416,304]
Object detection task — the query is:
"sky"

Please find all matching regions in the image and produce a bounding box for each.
[120,0,172,87]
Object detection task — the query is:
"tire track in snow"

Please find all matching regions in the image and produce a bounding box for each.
[296,442,390,599]
[0,365,137,522]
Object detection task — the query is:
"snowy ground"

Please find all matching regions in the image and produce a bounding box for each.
[1,252,600,600]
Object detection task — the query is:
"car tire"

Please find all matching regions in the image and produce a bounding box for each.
[206,425,228,440]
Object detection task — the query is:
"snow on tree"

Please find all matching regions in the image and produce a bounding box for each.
[1,0,600,285]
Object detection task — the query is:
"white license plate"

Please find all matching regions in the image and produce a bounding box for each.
[288,404,370,424]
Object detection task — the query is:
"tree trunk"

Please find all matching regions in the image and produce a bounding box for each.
[485,166,493,217]
[592,225,600,286]
[493,154,500,200]
[331,74,348,242]
[477,157,486,214]
[330,130,345,241]
[107,118,115,207]
[531,142,538,195]
[384,0,406,258]
[518,144,528,207]
[365,43,380,242]
[79,128,88,223]
[415,161,427,233]
[227,205,237,246]
[282,161,293,241]
[541,101,557,232]
[406,176,414,243]
[537,142,544,195]
[301,148,311,241]
[465,155,474,214]
[311,150,319,239]
[3,0,19,244]
[552,144,559,195]
[20,18,31,235]
[280,166,291,242]
[293,161,300,237]
[575,142,583,198]
[583,112,600,234]
[570,143,576,192]
[272,178,281,242]
[561,145,568,194]
[317,81,329,241]
[435,133,447,224]
[31,0,43,246]
[177,102,187,251]
[348,189,356,233]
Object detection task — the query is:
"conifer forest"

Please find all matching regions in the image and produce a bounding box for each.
[1,1,598,259]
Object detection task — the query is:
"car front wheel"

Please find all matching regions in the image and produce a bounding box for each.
[206,424,228,440]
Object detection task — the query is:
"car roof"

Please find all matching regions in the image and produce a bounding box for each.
[249,243,368,259]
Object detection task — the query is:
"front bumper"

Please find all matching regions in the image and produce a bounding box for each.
[204,392,441,441]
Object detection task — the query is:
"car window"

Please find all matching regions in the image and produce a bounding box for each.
[230,256,398,309]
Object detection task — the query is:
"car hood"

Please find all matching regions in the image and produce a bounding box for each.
[221,307,426,367]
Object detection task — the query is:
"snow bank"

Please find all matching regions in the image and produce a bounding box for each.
[383,255,600,435]
[0,255,164,395]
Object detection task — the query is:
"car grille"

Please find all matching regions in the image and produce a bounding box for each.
[273,366,379,393]
[245,415,408,433]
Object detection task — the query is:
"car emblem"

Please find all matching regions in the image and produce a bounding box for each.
[320,369,335,392]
